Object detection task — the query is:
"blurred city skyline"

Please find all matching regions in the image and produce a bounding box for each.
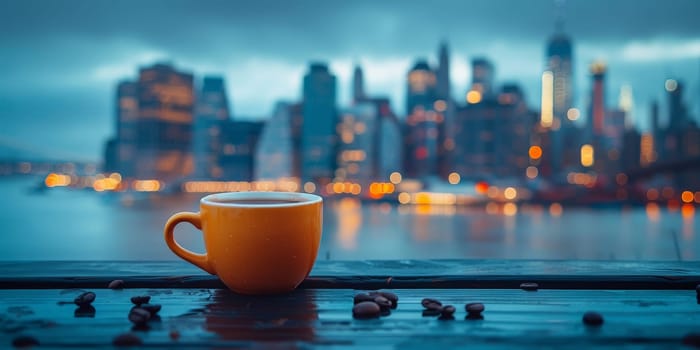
[1,0,700,161]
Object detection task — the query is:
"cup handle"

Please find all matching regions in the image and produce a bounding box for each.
[163,212,216,275]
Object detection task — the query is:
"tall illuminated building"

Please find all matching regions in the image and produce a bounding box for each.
[588,61,607,140]
[336,103,377,184]
[301,63,337,184]
[470,58,494,98]
[193,76,230,179]
[541,6,575,176]
[104,63,195,180]
[406,60,437,113]
[404,60,440,178]
[453,84,533,179]
[135,63,195,181]
[546,21,573,126]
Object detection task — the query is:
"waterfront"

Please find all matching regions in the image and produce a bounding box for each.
[0,176,698,261]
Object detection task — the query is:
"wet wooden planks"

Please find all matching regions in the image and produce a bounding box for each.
[1,288,699,348]
[1,260,699,290]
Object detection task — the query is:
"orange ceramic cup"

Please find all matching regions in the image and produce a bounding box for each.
[164,192,323,295]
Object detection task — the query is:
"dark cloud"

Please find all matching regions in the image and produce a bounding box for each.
[0,0,699,159]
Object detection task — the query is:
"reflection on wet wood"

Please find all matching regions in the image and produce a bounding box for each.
[1,288,699,348]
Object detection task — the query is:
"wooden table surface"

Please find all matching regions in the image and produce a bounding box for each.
[1,260,699,348]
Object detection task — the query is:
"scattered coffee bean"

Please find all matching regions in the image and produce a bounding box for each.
[169,330,181,341]
[74,291,96,307]
[520,282,539,291]
[112,333,142,347]
[380,309,392,317]
[12,335,39,348]
[373,296,392,311]
[422,309,442,317]
[682,333,700,348]
[108,279,125,290]
[128,307,151,326]
[465,302,485,315]
[140,303,162,315]
[378,291,399,308]
[74,305,96,318]
[582,311,604,326]
[441,305,456,317]
[352,301,381,319]
[421,298,442,308]
[695,284,700,294]
[353,293,374,304]
[131,295,151,306]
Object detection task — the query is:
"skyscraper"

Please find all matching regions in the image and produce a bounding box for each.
[301,63,338,184]
[194,76,230,179]
[436,42,453,178]
[255,102,295,181]
[352,65,365,103]
[470,58,494,98]
[105,63,195,180]
[104,81,138,174]
[588,61,607,139]
[406,60,437,113]
[218,120,264,181]
[546,25,573,126]
[134,63,195,181]
[404,60,440,178]
[436,42,450,101]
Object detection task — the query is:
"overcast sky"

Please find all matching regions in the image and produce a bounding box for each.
[1,0,699,161]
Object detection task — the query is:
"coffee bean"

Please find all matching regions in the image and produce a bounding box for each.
[373,296,392,311]
[695,284,700,294]
[520,282,539,291]
[422,309,442,317]
[353,293,374,304]
[128,307,151,325]
[378,291,398,308]
[112,333,142,346]
[682,333,700,348]
[74,305,96,318]
[12,335,39,348]
[438,315,455,321]
[108,279,125,290]
[130,295,151,306]
[582,311,604,326]
[441,305,456,317]
[74,291,96,307]
[352,301,380,319]
[141,303,162,315]
[421,298,442,308]
[465,302,485,314]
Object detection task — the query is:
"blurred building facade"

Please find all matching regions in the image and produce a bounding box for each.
[301,63,338,184]
[105,63,195,181]
[193,77,230,179]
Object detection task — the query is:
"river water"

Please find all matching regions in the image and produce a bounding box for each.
[0,176,697,261]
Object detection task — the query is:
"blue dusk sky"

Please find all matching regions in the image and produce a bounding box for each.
[1,0,699,161]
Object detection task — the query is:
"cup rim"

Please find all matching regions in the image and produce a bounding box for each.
[201,191,323,208]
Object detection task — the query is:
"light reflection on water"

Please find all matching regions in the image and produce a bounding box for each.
[0,177,698,261]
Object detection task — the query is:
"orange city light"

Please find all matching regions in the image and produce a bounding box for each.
[528,145,542,160]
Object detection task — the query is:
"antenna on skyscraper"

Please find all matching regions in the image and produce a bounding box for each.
[554,0,566,33]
